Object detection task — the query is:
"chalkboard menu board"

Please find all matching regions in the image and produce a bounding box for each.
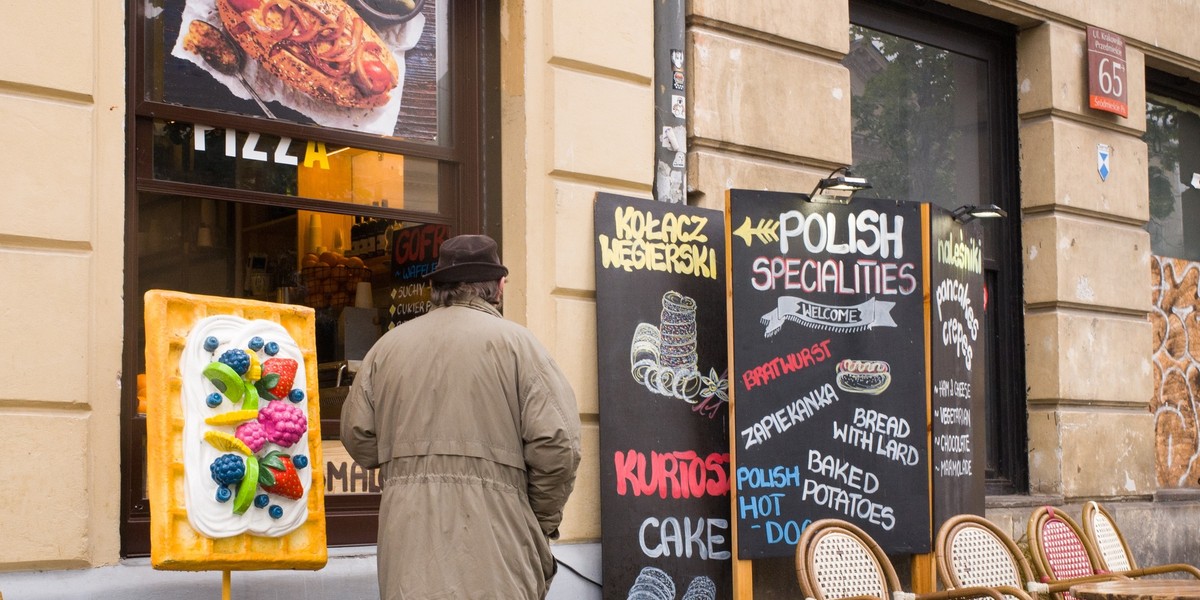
[388,223,448,327]
[929,207,987,527]
[595,193,731,600]
[726,190,930,558]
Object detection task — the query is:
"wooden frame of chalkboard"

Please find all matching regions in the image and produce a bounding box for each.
[594,192,732,600]
[725,189,933,562]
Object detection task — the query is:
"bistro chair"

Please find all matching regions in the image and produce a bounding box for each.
[936,513,1116,600]
[1027,506,1159,600]
[796,518,1010,600]
[1080,501,1200,579]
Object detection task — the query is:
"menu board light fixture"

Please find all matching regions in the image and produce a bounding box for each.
[807,167,873,205]
[950,204,1008,223]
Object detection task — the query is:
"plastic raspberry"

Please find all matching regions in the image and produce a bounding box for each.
[258,401,307,448]
[235,420,269,453]
[210,453,246,485]
[218,348,251,375]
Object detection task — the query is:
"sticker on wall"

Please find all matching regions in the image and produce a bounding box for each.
[671,94,686,119]
[660,126,684,152]
[671,49,685,91]
[1098,143,1111,181]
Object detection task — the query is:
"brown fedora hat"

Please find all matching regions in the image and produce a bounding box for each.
[424,234,509,283]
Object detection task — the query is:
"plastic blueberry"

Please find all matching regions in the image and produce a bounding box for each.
[293,455,309,469]
[264,341,280,356]
[204,336,220,352]
[216,486,232,502]
[206,392,223,408]
[255,493,270,509]
[269,505,284,519]
[248,336,265,351]
[288,389,305,403]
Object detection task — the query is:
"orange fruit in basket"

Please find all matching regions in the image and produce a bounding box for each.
[302,253,319,267]
[347,256,365,268]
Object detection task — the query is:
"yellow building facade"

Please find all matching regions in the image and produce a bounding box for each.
[1,0,1199,597]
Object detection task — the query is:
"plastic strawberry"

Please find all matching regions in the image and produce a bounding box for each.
[259,450,303,500]
[257,358,298,400]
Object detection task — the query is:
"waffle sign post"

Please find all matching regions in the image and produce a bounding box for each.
[144,290,327,597]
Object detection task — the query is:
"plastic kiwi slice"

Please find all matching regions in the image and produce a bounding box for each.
[242,383,261,412]
[203,362,246,403]
[232,455,260,515]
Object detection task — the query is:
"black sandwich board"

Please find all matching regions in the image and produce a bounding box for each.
[595,193,732,600]
[726,189,931,559]
[928,206,987,526]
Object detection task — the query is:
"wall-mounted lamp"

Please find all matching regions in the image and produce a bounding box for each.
[950,204,1008,223]
[807,167,872,204]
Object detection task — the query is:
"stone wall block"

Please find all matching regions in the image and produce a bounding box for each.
[688,150,828,211]
[1024,311,1063,401]
[1017,21,1145,127]
[551,2,652,78]
[560,424,600,540]
[1025,311,1152,402]
[689,30,851,164]
[1059,410,1155,497]
[0,250,91,401]
[1027,409,1155,497]
[691,0,849,54]
[1019,118,1149,221]
[550,69,653,185]
[0,1,94,94]
[553,182,608,293]
[555,295,598,417]
[0,96,94,242]
[1027,408,1065,496]
[1022,214,1151,311]
[0,414,90,565]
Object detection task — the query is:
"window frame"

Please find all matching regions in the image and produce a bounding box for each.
[120,0,499,556]
[849,0,1027,495]
[1146,68,1200,262]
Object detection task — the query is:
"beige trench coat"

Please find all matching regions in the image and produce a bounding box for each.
[341,297,582,600]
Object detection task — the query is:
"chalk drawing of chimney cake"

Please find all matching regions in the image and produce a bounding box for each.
[682,575,716,600]
[627,566,676,600]
[631,291,706,402]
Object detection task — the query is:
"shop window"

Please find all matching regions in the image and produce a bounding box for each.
[1146,71,1200,261]
[123,0,497,555]
[847,0,1026,494]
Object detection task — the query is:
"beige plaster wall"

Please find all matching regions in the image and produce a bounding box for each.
[500,0,655,541]
[0,0,126,570]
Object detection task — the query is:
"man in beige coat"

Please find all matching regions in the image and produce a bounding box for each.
[341,234,582,600]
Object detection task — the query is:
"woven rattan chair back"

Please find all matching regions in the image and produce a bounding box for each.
[936,514,1035,600]
[1028,506,1105,600]
[1079,501,1200,580]
[1080,501,1135,572]
[796,519,897,600]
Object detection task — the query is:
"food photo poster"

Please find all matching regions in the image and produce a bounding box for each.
[147,0,440,141]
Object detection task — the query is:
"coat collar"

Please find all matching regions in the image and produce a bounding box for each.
[445,295,502,318]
